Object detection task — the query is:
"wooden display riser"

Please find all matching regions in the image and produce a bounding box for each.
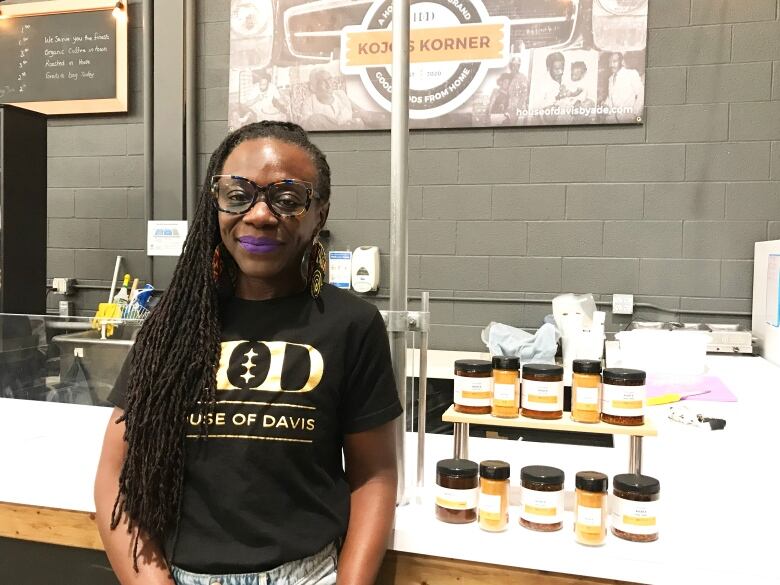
[0,502,638,585]
[442,405,657,437]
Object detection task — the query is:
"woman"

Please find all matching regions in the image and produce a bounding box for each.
[488,73,512,116]
[94,121,402,585]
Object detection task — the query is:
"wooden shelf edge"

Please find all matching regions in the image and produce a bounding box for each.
[377,550,642,585]
[0,501,103,551]
[442,405,657,437]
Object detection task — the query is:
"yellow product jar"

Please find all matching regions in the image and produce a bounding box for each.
[491,356,520,418]
[478,460,510,532]
[571,359,602,423]
[574,471,608,546]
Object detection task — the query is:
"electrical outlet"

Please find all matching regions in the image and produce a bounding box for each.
[612,293,634,315]
[52,277,75,295]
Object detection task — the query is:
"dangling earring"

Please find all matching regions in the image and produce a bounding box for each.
[212,244,223,283]
[307,239,326,299]
[212,243,237,296]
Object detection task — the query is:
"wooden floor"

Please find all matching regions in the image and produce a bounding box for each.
[1,502,639,584]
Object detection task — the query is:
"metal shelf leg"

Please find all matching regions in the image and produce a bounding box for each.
[629,436,642,474]
[453,422,469,459]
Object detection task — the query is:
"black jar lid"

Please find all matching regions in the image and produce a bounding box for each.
[454,359,492,374]
[436,458,479,478]
[520,465,564,484]
[479,460,510,480]
[613,473,660,495]
[522,363,564,376]
[492,355,520,370]
[573,359,602,375]
[603,367,646,384]
[575,471,608,492]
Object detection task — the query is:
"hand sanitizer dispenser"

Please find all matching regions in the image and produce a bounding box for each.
[351,246,380,293]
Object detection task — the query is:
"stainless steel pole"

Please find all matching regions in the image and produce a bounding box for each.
[143,0,154,283]
[390,0,410,504]
[185,0,197,222]
[416,292,429,488]
[629,436,642,474]
[453,423,469,459]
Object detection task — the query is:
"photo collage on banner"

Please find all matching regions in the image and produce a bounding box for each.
[228,0,648,131]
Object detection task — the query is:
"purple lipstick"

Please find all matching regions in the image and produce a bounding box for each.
[238,236,281,254]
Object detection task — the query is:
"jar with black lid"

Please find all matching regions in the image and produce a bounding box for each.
[435,459,479,524]
[478,460,510,532]
[601,368,646,426]
[454,359,493,415]
[571,359,602,424]
[574,471,608,546]
[491,355,520,418]
[521,363,564,420]
[519,465,564,532]
[611,473,660,542]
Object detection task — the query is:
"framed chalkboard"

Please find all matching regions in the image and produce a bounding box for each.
[0,0,127,115]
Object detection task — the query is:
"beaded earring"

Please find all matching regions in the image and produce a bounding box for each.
[211,244,223,283]
[307,239,326,299]
[212,243,237,296]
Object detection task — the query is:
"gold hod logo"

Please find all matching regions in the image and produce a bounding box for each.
[341,0,509,119]
[216,340,324,392]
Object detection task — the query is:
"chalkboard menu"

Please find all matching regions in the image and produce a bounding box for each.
[0,1,127,115]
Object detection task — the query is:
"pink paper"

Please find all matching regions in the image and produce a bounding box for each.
[645,375,737,402]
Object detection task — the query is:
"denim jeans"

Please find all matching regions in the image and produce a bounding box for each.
[171,542,337,585]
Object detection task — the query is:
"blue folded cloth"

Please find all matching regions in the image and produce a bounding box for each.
[481,322,559,364]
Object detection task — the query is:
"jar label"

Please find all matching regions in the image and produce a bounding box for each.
[576,505,604,533]
[454,375,492,407]
[574,386,600,409]
[478,492,502,521]
[493,382,516,402]
[520,487,563,524]
[521,379,563,412]
[612,496,658,535]
[435,486,478,510]
[602,383,645,417]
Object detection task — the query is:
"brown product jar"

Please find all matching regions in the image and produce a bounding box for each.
[453,359,493,415]
[435,458,479,524]
[574,471,608,546]
[519,465,564,532]
[601,368,646,426]
[491,356,520,418]
[571,359,602,424]
[521,364,564,420]
[611,473,660,542]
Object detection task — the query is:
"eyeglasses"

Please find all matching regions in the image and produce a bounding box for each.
[210,175,318,217]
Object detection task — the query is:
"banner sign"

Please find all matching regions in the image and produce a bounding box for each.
[228,0,647,131]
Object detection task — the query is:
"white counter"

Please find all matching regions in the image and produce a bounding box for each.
[1,355,778,584]
[397,355,780,585]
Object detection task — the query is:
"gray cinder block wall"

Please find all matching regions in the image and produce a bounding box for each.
[44,0,780,351]
[23,0,148,314]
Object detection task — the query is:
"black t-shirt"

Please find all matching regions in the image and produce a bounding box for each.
[109,284,402,573]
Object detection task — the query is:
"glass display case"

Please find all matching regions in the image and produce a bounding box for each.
[0,313,139,406]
